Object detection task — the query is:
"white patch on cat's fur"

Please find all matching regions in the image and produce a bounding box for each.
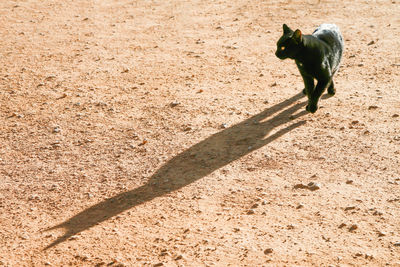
[313,24,344,75]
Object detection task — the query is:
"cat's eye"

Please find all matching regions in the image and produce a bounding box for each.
[280,46,285,50]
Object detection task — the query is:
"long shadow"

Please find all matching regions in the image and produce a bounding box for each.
[45,93,307,249]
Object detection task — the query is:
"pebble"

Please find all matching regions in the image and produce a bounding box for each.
[159,250,169,257]
[373,210,383,216]
[175,255,184,260]
[349,224,358,232]
[53,126,61,133]
[287,224,295,230]
[377,231,386,237]
[170,101,180,107]
[28,194,40,201]
[153,263,164,267]
[368,105,378,110]
[346,179,354,184]
[293,183,308,189]
[365,253,374,260]
[394,242,400,247]
[307,182,321,191]
[138,139,147,146]
[68,235,78,240]
[251,203,259,209]
[221,123,228,129]
[246,209,255,215]
[296,203,304,209]
[293,182,321,191]
[264,248,273,254]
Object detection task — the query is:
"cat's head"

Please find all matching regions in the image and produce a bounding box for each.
[275,24,302,60]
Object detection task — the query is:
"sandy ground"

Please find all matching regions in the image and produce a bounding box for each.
[1,0,400,266]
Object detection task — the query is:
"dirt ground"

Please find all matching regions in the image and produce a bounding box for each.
[1,0,399,266]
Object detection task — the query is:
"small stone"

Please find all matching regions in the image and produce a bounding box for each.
[393,114,399,118]
[367,40,375,46]
[338,223,347,229]
[287,224,295,230]
[293,183,308,189]
[138,139,147,146]
[175,255,184,260]
[261,200,268,205]
[393,242,400,247]
[153,263,164,267]
[221,123,228,129]
[28,194,40,201]
[346,180,354,184]
[68,235,78,240]
[368,105,378,110]
[251,203,259,209]
[344,206,356,211]
[365,253,374,260]
[53,126,61,133]
[160,250,170,256]
[307,182,321,191]
[377,231,386,237]
[264,248,273,254]
[373,210,383,216]
[170,101,180,107]
[57,93,67,99]
[246,209,255,215]
[349,224,358,232]
[296,204,304,209]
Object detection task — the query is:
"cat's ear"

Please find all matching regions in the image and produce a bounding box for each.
[283,24,292,34]
[292,29,302,43]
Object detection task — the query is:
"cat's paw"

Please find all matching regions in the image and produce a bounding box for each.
[327,87,336,96]
[306,104,318,113]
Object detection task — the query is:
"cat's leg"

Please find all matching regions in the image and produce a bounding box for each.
[306,79,330,113]
[299,70,314,97]
[327,80,335,96]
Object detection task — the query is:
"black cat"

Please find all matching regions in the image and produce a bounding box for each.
[275,24,344,113]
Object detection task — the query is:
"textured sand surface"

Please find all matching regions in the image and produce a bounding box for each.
[1,0,399,266]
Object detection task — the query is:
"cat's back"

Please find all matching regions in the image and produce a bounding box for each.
[312,24,344,48]
[312,24,344,72]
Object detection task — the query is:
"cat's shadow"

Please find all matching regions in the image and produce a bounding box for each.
[44,92,307,249]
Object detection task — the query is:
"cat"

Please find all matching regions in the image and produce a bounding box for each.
[275,24,344,113]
